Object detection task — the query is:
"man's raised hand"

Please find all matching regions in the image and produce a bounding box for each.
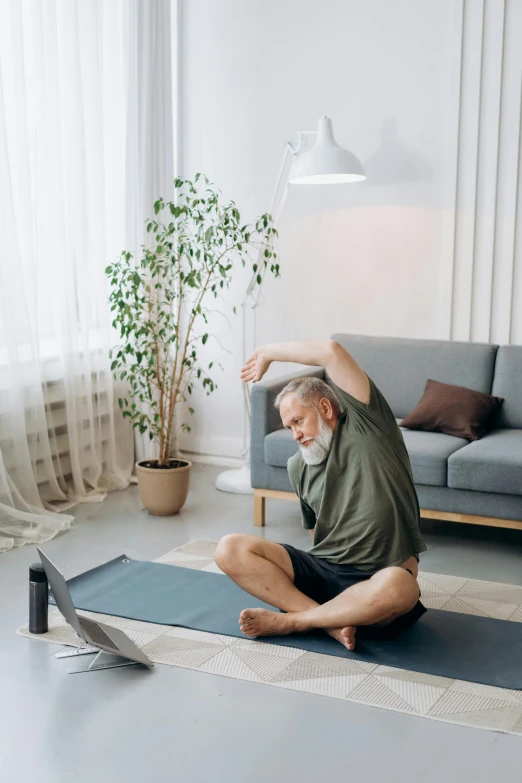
[240,348,271,383]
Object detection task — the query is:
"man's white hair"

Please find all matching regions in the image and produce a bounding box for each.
[274,377,343,414]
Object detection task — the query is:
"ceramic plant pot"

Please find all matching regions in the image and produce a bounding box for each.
[135,458,191,516]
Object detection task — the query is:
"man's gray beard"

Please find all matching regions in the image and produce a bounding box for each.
[298,413,334,466]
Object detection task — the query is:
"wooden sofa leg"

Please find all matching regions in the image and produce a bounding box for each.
[254,493,265,527]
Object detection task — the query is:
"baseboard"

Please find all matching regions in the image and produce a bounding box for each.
[179,451,244,468]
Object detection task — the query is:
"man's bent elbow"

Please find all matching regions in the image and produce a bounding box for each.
[327,339,340,357]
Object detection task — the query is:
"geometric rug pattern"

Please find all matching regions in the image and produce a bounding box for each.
[17,539,522,735]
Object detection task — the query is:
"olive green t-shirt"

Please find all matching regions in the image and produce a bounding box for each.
[287,376,427,569]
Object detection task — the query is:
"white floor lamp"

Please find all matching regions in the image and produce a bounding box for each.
[215,116,366,494]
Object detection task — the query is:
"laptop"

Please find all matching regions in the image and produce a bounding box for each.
[37,547,154,670]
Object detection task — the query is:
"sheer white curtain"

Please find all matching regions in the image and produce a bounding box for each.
[124,0,175,463]
[0,0,174,551]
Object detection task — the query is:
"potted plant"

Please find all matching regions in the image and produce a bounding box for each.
[105,174,279,515]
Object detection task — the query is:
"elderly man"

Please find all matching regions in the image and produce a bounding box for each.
[214,339,427,651]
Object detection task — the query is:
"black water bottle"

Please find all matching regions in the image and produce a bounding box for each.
[29,563,48,634]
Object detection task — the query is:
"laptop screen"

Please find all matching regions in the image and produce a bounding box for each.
[36,547,85,641]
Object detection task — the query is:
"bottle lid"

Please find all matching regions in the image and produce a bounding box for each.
[29,563,48,583]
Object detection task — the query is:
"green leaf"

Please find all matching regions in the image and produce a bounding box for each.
[106,176,282,432]
[189,407,194,415]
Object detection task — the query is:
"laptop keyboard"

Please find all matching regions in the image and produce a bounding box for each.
[79,617,119,652]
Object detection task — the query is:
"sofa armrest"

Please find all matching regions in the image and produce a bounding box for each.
[250,367,325,488]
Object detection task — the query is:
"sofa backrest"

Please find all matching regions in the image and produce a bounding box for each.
[329,333,499,419]
[491,345,522,428]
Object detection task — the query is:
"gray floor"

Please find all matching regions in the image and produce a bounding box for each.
[1,464,522,783]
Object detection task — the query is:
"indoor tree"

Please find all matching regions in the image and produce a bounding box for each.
[106,174,279,467]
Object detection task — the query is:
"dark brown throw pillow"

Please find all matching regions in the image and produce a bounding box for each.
[399,379,504,440]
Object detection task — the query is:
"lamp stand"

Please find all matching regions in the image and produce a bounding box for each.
[215,117,364,494]
[214,133,310,494]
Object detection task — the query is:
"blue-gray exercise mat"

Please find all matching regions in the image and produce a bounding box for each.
[50,554,522,690]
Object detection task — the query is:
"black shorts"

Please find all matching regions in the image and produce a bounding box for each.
[280,543,427,640]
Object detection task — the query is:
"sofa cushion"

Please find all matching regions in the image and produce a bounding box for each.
[491,345,522,428]
[448,429,522,496]
[396,419,468,486]
[399,379,504,440]
[330,333,498,418]
[264,428,298,468]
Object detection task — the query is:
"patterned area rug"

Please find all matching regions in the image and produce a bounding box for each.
[17,539,522,735]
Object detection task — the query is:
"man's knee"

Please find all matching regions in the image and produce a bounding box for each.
[214,534,253,572]
[369,567,419,613]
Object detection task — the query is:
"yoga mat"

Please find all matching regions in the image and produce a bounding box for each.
[51,554,522,690]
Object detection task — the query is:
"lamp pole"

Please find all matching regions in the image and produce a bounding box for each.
[215,118,365,494]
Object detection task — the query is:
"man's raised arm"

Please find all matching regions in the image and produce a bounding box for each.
[240,339,370,405]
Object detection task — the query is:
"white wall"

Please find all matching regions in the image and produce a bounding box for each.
[177,0,522,459]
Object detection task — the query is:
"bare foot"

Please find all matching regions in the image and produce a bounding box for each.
[239,608,296,637]
[341,625,357,650]
[238,609,357,652]
[326,626,357,651]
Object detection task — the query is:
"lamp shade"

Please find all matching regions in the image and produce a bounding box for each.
[289,116,365,184]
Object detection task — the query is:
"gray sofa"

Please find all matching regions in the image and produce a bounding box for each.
[250,334,522,530]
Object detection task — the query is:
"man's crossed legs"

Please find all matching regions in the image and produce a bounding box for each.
[214,534,422,652]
